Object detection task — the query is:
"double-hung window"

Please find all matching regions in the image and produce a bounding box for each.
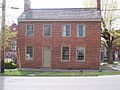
[25,46,34,60]
[26,24,34,36]
[76,47,85,61]
[43,24,52,37]
[62,24,71,37]
[77,24,85,37]
[62,46,70,61]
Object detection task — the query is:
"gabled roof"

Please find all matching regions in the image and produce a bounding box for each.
[18,8,101,21]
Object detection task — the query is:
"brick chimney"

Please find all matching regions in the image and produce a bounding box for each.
[24,0,31,11]
[97,0,101,10]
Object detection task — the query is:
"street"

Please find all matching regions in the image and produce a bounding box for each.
[0,75,120,90]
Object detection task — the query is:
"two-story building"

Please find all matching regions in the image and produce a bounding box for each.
[17,0,101,70]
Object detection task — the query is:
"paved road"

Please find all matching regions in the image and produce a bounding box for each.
[0,76,120,90]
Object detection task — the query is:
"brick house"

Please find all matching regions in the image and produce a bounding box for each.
[17,0,101,70]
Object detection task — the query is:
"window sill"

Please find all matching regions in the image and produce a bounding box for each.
[25,58,34,61]
[76,60,85,62]
[61,60,70,62]
[43,36,52,37]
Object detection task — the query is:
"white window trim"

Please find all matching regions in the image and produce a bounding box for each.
[61,46,70,61]
[26,24,34,37]
[76,24,86,37]
[76,47,85,62]
[62,24,71,37]
[43,24,52,37]
[25,45,34,60]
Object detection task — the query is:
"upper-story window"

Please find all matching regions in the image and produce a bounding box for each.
[62,24,71,37]
[77,24,85,37]
[26,24,34,36]
[43,24,52,37]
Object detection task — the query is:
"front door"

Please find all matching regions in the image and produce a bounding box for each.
[42,45,51,68]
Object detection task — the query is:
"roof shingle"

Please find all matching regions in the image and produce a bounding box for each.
[18,8,101,21]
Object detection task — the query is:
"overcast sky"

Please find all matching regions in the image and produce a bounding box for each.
[0,0,120,29]
[3,0,85,25]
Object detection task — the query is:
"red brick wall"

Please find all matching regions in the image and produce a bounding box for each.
[17,21,101,70]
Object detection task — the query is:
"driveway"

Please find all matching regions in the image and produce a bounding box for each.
[0,76,120,90]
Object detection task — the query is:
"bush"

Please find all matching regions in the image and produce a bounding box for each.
[103,59,109,62]
[4,59,17,69]
[108,61,114,64]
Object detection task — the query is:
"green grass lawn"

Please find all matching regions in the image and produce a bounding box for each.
[1,69,120,76]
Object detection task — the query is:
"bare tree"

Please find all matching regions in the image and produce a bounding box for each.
[84,0,120,63]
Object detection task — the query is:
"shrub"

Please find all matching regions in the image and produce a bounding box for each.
[103,59,109,62]
[4,59,17,69]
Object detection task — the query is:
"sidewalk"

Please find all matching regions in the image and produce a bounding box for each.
[0,64,120,73]
[111,64,120,70]
[101,64,120,71]
[19,65,120,72]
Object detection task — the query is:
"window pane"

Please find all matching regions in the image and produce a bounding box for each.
[44,24,51,36]
[26,46,33,59]
[27,30,33,36]
[66,25,70,36]
[27,24,33,36]
[62,47,69,60]
[77,25,85,37]
[62,25,70,36]
[62,55,69,60]
[27,25,33,30]
[78,25,83,36]
[77,47,85,61]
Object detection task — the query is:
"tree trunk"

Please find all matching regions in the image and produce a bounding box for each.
[107,47,113,63]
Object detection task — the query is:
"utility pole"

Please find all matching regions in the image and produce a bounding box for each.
[1,0,6,73]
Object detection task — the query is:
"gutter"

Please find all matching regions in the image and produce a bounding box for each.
[18,19,102,22]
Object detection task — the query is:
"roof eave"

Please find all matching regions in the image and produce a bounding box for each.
[18,19,102,22]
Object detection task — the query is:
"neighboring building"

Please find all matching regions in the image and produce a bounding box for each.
[113,46,120,61]
[100,44,120,62]
[17,0,101,70]
[5,23,17,60]
[113,30,120,61]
